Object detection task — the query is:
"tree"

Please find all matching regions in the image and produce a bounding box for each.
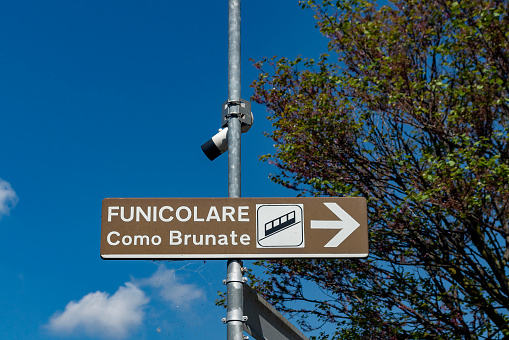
[249,0,509,338]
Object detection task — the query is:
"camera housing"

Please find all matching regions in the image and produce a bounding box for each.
[201,128,229,161]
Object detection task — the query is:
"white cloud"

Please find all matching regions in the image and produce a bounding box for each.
[46,283,148,339]
[0,179,18,216]
[46,265,205,339]
[136,264,205,307]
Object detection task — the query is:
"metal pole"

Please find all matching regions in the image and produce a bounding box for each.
[227,0,241,199]
[226,0,243,340]
[228,0,241,104]
[226,259,244,340]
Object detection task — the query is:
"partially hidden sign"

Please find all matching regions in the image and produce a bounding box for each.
[101,197,368,259]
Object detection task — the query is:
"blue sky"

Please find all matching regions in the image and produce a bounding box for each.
[0,1,329,339]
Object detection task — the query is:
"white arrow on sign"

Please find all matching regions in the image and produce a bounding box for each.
[310,203,360,247]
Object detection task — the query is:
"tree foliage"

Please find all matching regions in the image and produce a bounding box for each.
[249,0,509,338]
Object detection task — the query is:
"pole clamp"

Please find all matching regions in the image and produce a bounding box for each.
[221,98,253,133]
[223,277,248,285]
[222,311,248,323]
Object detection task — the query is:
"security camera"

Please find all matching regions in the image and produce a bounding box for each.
[201,128,229,161]
[201,99,254,161]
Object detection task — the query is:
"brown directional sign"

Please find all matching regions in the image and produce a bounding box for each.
[100,197,368,259]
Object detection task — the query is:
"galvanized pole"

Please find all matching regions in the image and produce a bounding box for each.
[226,0,244,340]
[227,1,241,197]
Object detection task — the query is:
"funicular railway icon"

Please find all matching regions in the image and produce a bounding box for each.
[265,210,296,237]
[256,204,304,248]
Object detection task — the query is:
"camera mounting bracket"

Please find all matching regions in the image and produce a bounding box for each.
[221,98,253,133]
